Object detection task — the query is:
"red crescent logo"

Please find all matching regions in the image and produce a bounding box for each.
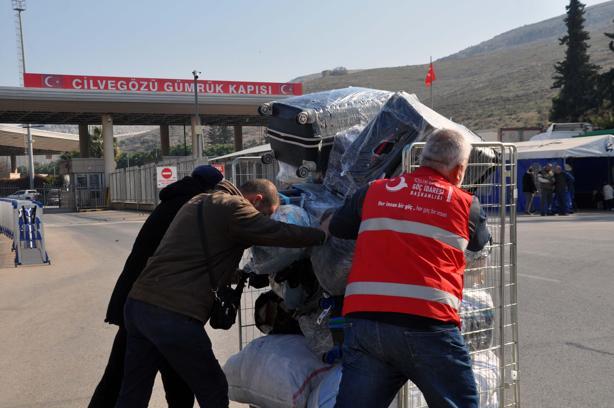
[385,176,408,192]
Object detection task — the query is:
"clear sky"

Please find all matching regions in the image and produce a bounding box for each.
[0,0,609,86]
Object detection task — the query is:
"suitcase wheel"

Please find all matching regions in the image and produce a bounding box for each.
[258,103,273,116]
[296,166,311,178]
[261,153,274,165]
[296,109,316,125]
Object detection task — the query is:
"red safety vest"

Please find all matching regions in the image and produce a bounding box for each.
[343,167,474,326]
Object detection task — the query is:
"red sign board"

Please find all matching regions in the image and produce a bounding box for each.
[156,166,177,188]
[23,73,303,96]
[161,167,173,179]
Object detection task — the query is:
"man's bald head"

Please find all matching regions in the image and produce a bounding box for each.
[239,179,280,216]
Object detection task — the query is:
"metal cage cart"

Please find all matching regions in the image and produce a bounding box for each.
[397,142,520,408]
[235,142,520,408]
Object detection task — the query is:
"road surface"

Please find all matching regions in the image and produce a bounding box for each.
[0,210,613,407]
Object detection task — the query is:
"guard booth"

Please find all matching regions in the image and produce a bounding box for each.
[59,158,106,211]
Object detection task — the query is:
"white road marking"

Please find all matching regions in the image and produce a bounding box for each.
[45,220,144,228]
[518,273,561,283]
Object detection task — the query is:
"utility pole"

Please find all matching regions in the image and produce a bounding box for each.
[192,70,202,158]
[13,0,35,189]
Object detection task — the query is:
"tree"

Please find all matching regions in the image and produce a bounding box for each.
[89,127,104,158]
[206,126,233,145]
[168,144,192,156]
[550,0,600,122]
[590,19,614,128]
[204,144,233,158]
[606,19,614,52]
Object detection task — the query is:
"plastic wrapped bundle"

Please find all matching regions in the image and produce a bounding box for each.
[460,289,495,352]
[240,205,312,275]
[292,183,344,223]
[262,87,392,173]
[288,184,355,295]
[472,349,500,408]
[310,237,355,296]
[340,92,484,192]
[224,335,333,408]
[323,125,364,196]
[298,311,334,357]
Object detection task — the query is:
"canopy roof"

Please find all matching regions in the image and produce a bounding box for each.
[516,134,614,160]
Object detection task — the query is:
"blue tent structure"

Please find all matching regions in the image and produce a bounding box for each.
[516,135,614,212]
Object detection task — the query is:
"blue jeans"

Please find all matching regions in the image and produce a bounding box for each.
[116,298,228,408]
[335,318,478,408]
[541,189,553,215]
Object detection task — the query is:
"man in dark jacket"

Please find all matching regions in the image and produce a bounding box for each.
[522,168,537,214]
[553,165,568,215]
[116,179,326,408]
[88,165,223,408]
[538,164,555,216]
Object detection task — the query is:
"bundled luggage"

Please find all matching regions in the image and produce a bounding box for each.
[225,87,503,407]
[262,87,392,181]
[223,335,333,408]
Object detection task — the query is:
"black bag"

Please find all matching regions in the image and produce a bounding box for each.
[209,275,247,330]
[254,291,302,335]
[197,199,246,330]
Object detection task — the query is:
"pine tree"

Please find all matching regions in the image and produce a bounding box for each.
[606,19,614,52]
[592,19,614,128]
[550,0,600,122]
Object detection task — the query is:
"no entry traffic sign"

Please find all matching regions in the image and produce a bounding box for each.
[157,166,178,188]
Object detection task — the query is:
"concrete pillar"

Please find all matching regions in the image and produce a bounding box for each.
[191,115,202,158]
[102,114,115,185]
[160,124,170,156]
[234,125,243,152]
[78,124,90,158]
[10,154,17,173]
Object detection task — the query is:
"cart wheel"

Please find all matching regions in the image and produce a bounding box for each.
[296,166,310,178]
[261,153,274,165]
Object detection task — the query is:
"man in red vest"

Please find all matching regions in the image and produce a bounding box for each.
[329,129,490,408]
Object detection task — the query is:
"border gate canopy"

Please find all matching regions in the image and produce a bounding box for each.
[0,73,302,126]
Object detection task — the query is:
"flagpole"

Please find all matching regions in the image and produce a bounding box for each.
[430,56,433,109]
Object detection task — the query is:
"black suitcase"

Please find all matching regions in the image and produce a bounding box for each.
[260,87,391,176]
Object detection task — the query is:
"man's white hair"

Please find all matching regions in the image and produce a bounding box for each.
[420,128,472,172]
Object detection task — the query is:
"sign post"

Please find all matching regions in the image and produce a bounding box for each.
[156,166,178,188]
[23,73,303,96]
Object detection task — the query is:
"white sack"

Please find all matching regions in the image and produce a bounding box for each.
[224,335,333,408]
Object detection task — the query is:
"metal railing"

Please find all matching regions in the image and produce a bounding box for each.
[109,156,209,208]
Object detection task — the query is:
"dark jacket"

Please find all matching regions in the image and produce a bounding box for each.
[128,180,326,323]
[554,172,567,193]
[105,176,213,326]
[329,184,490,252]
[522,172,537,193]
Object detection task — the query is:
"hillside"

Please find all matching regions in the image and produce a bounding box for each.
[301,1,614,130]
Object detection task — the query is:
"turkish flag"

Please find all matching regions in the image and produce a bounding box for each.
[42,75,64,88]
[425,63,436,87]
